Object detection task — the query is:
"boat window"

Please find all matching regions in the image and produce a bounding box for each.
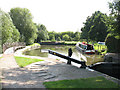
[79,44,81,47]
[87,45,93,50]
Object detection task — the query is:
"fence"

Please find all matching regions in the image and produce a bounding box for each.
[3,42,26,53]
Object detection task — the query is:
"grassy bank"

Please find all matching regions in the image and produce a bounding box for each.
[14,56,44,67]
[43,76,120,88]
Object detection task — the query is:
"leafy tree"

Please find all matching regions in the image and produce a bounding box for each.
[80,16,92,42]
[105,0,120,53]
[108,0,120,39]
[36,24,49,42]
[48,31,61,40]
[62,34,70,41]
[49,34,55,41]
[61,31,74,40]
[10,8,37,45]
[74,31,81,41]
[57,37,61,41]
[0,9,20,45]
[81,11,109,42]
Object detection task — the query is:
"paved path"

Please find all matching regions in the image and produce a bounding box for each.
[0,47,120,89]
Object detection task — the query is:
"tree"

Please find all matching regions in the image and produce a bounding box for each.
[80,16,92,42]
[10,8,37,45]
[62,34,70,41]
[74,31,81,41]
[49,34,55,41]
[81,11,109,42]
[36,24,49,42]
[105,0,120,53]
[108,0,120,39]
[0,9,20,45]
[48,31,61,40]
[57,37,61,41]
[61,31,74,40]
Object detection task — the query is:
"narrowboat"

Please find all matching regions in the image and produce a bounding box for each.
[76,42,95,54]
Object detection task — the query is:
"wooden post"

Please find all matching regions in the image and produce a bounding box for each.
[67,58,71,65]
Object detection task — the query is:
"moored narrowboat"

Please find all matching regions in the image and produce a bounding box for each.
[76,42,95,54]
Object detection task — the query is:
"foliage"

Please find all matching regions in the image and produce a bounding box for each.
[105,34,120,53]
[81,11,109,42]
[108,1,120,39]
[49,34,55,41]
[57,37,61,41]
[105,1,120,53]
[74,31,81,41]
[35,24,49,42]
[48,31,80,41]
[0,9,20,45]
[15,56,43,67]
[43,76,119,88]
[29,43,41,47]
[10,8,38,45]
[48,31,61,41]
[62,34,70,41]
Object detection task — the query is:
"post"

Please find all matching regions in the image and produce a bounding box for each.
[67,48,72,65]
[80,62,87,68]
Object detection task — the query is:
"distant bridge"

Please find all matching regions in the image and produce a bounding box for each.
[3,42,26,53]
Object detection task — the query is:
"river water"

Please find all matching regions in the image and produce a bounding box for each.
[23,45,104,66]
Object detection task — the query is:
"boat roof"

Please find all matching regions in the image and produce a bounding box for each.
[78,42,93,46]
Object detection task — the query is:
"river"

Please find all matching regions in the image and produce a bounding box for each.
[23,45,104,66]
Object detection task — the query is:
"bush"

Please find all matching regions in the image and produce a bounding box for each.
[105,34,120,53]
[29,43,41,47]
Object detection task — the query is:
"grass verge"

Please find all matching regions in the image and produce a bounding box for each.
[0,57,1,60]
[29,43,41,47]
[43,76,120,88]
[14,56,44,67]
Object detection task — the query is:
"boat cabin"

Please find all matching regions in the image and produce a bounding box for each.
[76,42,95,54]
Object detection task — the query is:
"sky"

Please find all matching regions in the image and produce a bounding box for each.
[0,0,111,32]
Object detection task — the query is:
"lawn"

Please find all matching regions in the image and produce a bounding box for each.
[14,56,44,67]
[0,57,1,60]
[43,76,120,88]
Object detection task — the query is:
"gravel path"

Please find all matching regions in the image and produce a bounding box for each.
[0,47,120,89]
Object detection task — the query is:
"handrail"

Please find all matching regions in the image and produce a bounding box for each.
[48,50,87,68]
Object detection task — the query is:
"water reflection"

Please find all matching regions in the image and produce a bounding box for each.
[24,45,103,65]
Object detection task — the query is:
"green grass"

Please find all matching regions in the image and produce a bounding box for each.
[43,76,120,88]
[14,56,44,67]
[94,44,107,55]
[94,45,107,51]
[29,43,41,46]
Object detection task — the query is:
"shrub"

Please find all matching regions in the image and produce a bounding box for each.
[105,34,120,53]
